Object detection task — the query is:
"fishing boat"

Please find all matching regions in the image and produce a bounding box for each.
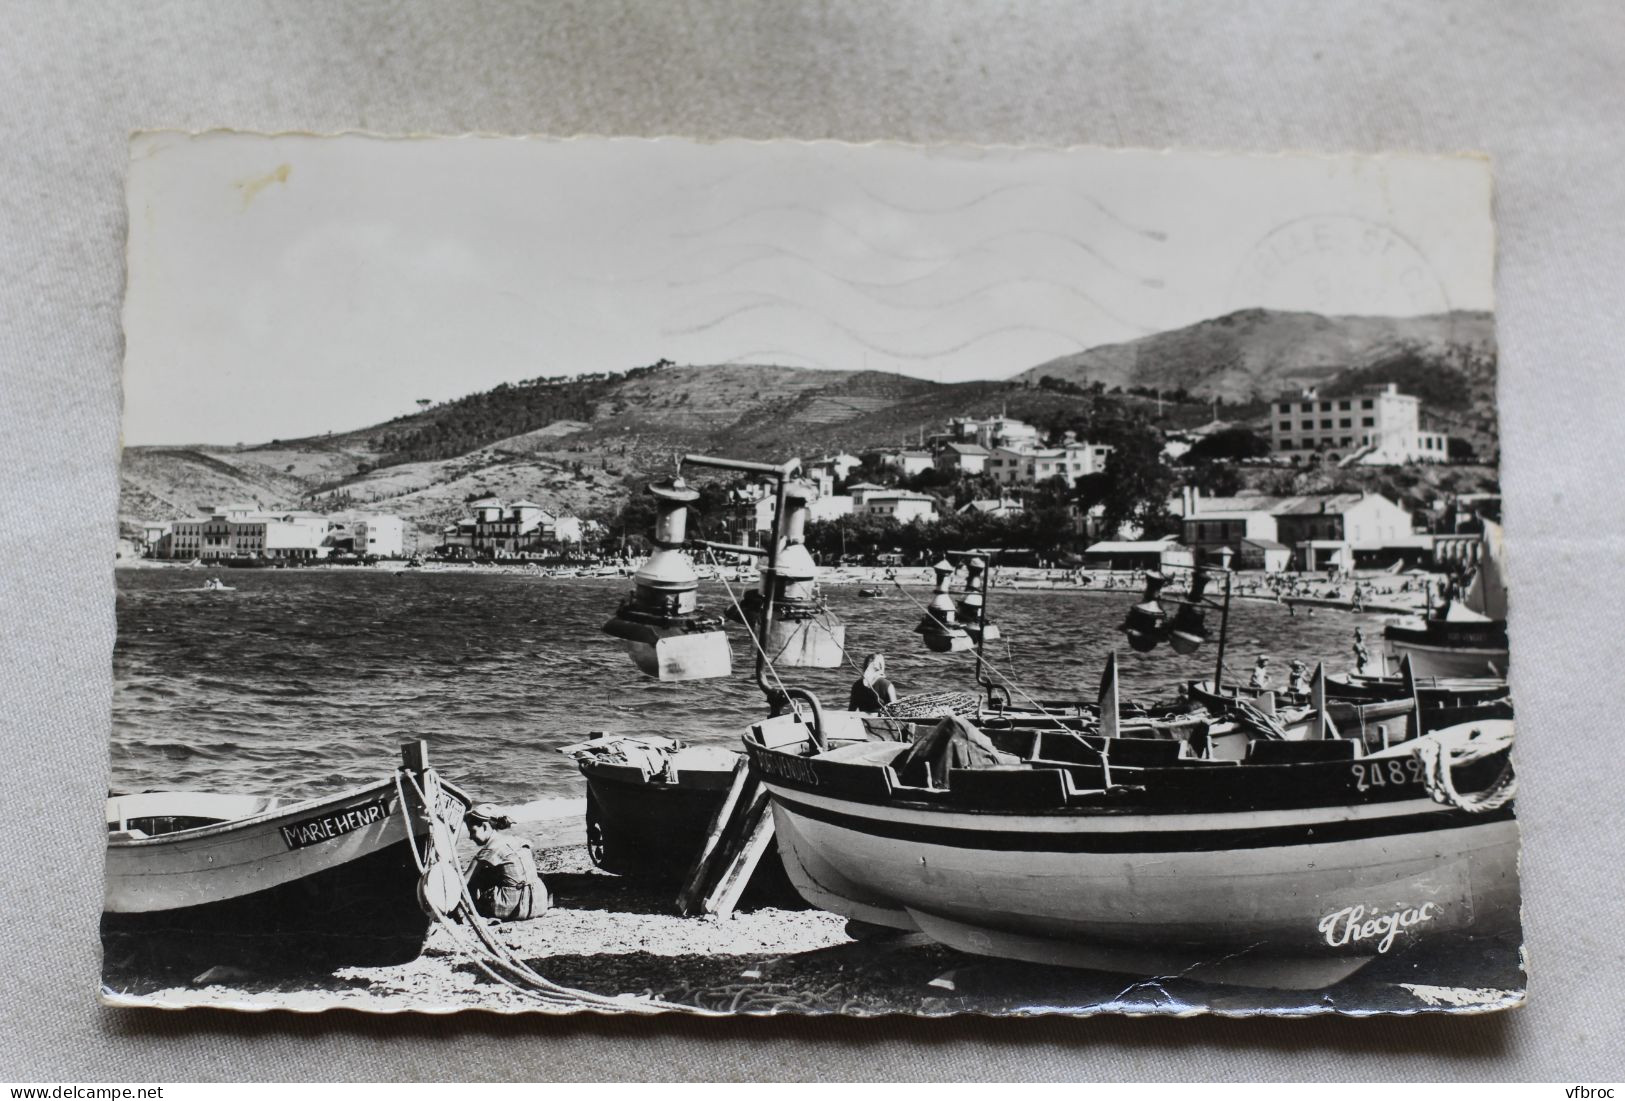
[562,735,742,878]
[1385,520,1509,678]
[1325,671,1508,707]
[102,743,470,970]
[744,697,1518,988]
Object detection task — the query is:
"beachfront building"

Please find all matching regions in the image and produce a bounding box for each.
[438,497,562,556]
[162,507,329,560]
[858,491,939,524]
[1269,383,1449,465]
[1082,537,1195,573]
[1185,489,1422,570]
[1181,508,1280,562]
[329,514,405,557]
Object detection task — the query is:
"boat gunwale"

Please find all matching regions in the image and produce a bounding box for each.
[106,772,472,849]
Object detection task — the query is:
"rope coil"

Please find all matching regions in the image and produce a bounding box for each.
[1412,732,1517,814]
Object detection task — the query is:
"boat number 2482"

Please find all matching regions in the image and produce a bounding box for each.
[1350,757,1424,793]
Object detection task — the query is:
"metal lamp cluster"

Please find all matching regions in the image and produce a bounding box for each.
[914,554,999,653]
[1119,566,1212,655]
[603,462,844,682]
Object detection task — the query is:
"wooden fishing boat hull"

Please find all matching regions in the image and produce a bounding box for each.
[1385,620,1510,678]
[576,753,805,905]
[103,776,459,970]
[579,758,738,878]
[745,719,1519,989]
[1325,673,1508,706]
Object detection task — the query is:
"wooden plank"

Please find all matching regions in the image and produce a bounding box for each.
[704,785,777,919]
[675,756,753,916]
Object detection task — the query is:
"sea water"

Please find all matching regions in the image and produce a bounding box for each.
[112,569,1387,804]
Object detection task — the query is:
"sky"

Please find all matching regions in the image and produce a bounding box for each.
[122,134,1494,445]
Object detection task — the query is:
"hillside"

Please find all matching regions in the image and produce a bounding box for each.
[118,308,1501,542]
[117,364,1041,540]
[1016,308,1499,461]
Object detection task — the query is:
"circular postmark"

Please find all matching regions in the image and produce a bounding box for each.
[1229,214,1453,319]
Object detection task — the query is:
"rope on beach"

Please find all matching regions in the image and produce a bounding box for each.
[396,768,698,1014]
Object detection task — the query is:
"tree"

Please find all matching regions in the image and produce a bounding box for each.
[1184,426,1271,464]
[1189,462,1243,497]
[1097,424,1176,537]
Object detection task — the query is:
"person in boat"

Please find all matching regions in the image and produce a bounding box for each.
[1248,655,1272,691]
[849,652,899,713]
[463,803,550,923]
[1353,626,1372,672]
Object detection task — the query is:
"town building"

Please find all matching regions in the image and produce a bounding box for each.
[958,497,1024,520]
[440,497,560,556]
[857,491,939,524]
[935,442,989,475]
[1268,383,1449,465]
[1183,488,1423,570]
[330,514,405,557]
[806,453,861,481]
[986,441,1113,488]
[160,507,328,561]
[893,450,934,476]
[946,414,1042,451]
[808,494,855,523]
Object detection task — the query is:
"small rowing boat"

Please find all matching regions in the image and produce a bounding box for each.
[102,743,470,971]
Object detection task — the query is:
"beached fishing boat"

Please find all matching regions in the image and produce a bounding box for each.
[744,704,1518,988]
[562,735,743,878]
[102,744,470,970]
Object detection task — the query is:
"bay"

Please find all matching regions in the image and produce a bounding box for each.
[112,569,1387,804]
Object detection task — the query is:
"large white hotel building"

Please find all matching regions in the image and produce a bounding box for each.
[1268,382,1449,465]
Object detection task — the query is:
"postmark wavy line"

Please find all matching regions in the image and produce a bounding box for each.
[857,181,1168,242]
[663,299,1103,361]
[671,277,1154,336]
[668,205,1158,282]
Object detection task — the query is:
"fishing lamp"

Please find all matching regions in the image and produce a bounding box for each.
[602,479,732,681]
[750,481,846,667]
[955,555,1000,643]
[1119,570,1169,653]
[916,557,972,653]
[1166,566,1210,655]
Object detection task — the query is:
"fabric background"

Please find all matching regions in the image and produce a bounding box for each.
[2,0,1621,1082]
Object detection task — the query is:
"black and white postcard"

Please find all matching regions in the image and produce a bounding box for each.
[105,134,1518,1016]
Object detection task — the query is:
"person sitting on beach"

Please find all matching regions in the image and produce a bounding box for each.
[1248,656,1272,691]
[849,652,899,713]
[464,804,550,923]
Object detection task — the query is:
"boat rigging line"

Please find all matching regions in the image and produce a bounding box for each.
[394,766,696,1015]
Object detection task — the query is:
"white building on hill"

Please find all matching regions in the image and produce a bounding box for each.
[1269,383,1449,465]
